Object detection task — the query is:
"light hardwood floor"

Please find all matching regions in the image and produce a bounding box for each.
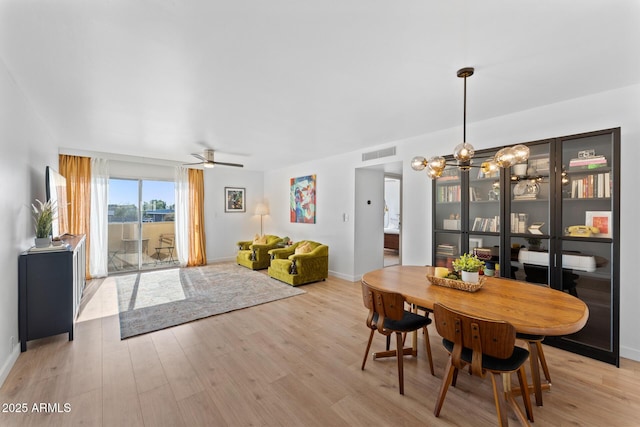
[1,272,639,426]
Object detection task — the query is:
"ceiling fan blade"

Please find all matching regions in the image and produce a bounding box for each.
[191,153,207,161]
[183,162,205,166]
[213,161,244,168]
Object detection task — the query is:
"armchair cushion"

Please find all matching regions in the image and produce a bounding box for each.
[253,234,268,244]
[294,242,312,254]
[236,235,282,270]
[268,240,329,286]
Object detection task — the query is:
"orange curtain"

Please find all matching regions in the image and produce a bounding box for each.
[187,169,207,266]
[59,155,92,279]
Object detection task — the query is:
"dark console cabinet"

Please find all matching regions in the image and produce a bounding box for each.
[19,235,86,352]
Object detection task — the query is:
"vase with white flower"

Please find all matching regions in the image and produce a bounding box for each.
[452,253,485,283]
[32,199,56,248]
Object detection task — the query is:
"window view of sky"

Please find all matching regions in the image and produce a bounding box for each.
[110,179,175,207]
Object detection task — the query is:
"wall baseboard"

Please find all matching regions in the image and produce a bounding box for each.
[329,270,359,282]
[0,343,20,388]
[620,345,640,363]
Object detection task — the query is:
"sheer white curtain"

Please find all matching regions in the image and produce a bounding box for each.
[89,158,109,277]
[174,166,189,267]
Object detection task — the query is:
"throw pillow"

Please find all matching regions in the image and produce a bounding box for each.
[295,242,312,254]
[254,235,268,245]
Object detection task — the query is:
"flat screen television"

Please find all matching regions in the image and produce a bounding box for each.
[45,166,69,238]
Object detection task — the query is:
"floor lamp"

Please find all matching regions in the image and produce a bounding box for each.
[255,203,269,236]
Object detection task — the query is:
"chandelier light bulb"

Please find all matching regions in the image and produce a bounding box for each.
[494,147,516,168]
[512,144,530,164]
[411,156,427,171]
[453,142,475,162]
[426,165,444,179]
[427,156,446,171]
[480,160,499,174]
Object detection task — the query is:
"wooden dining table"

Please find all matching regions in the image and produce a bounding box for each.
[361,265,589,406]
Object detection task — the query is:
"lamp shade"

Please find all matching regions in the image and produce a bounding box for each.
[255,203,269,216]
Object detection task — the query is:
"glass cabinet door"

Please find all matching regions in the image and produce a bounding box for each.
[468,149,502,272]
[552,129,619,365]
[433,167,462,268]
[506,142,552,282]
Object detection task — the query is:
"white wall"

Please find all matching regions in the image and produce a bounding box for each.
[0,60,59,385]
[354,168,384,277]
[203,167,266,263]
[263,153,357,280]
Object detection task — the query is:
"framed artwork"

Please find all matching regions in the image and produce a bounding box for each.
[469,238,484,252]
[290,175,316,223]
[224,187,246,212]
[585,211,612,237]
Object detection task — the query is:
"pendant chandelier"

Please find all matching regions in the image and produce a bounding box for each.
[411,67,529,179]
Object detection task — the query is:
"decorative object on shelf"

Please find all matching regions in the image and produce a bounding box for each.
[585,210,612,238]
[487,181,500,201]
[225,187,246,212]
[526,237,542,251]
[565,225,599,237]
[528,222,544,235]
[411,67,530,179]
[427,274,486,292]
[255,202,269,235]
[473,247,495,261]
[452,253,485,283]
[512,163,528,177]
[32,198,56,248]
[513,180,540,200]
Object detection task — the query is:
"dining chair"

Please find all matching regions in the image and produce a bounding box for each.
[360,282,435,395]
[513,278,553,407]
[433,303,534,426]
[516,333,551,407]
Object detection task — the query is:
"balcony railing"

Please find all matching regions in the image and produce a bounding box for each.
[108,221,178,273]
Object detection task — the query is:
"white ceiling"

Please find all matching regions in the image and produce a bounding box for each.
[1,0,638,171]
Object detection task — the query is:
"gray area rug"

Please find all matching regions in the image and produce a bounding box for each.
[116,262,305,339]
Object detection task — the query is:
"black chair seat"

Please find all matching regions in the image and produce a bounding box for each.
[516,332,544,341]
[373,311,432,333]
[443,338,530,372]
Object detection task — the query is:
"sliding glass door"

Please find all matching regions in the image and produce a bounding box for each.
[108,178,177,273]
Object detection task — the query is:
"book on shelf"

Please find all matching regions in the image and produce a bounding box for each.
[436,243,457,256]
[568,155,608,171]
[569,155,607,167]
[510,212,529,233]
[471,216,499,232]
[437,184,461,202]
[570,172,610,198]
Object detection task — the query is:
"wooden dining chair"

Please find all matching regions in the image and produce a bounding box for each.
[516,332,551,407]
[433,303,534,426]
[360,282,435,395]
[514,280,553,407]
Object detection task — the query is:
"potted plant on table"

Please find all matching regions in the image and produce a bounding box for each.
[452,253,485,283]
[32,199,56,248]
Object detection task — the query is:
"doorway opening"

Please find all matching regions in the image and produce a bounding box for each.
[384,175,401,267]
[107,178,178,273]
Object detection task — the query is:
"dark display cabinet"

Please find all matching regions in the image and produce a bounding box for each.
[433,128,620,365]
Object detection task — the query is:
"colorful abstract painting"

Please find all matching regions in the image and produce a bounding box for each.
[290,175,316,223]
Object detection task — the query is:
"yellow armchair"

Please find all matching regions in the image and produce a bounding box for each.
[236,235,283,270]
[268,240,329,286]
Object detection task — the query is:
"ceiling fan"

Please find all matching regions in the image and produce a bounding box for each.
[184,149,244,168]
